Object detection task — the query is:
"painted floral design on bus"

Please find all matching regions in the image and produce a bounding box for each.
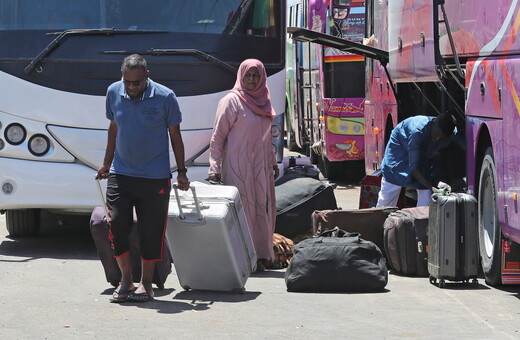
[323,98,365,161]
[311,9,323,32]
[328,138,364,160]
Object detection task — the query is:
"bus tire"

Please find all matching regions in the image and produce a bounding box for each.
[318,154,343,181]
[309,146,319,165]
[6,209,41,237]
[287,128,298,151]
[478,148,502,286]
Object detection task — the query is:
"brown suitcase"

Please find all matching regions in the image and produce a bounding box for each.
[90,206,172,289]
[383,206,430,277]
[91,180,172,289]
[311,207,398,256]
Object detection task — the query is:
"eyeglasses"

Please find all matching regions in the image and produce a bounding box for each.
[123,79,144,86]
[244,73,260,79]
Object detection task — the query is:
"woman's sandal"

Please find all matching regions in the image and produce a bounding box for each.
[254,260,266,273]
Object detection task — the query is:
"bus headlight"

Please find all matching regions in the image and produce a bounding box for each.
[4,123,26,145]
[2,181,14,195]
[28,134,50,156]
[0,139,4,150]
[326,116,365,136]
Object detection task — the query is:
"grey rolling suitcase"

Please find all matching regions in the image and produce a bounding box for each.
[428,192,479,288]
[166,183,257,293]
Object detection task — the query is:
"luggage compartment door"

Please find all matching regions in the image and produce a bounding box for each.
[389,0,439,82]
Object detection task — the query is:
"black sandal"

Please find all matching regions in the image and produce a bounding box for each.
[110,287,135,303]
[128,291,154,302]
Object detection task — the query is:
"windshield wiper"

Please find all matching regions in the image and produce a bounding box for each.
[24,28,168,74]
[102,48,237,74]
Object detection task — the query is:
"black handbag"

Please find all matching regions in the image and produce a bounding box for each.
[285,227,388,292]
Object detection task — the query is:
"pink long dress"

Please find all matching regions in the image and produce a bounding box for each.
[209,92,276,260]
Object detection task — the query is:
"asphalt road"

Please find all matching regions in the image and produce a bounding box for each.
[1,168,520,339]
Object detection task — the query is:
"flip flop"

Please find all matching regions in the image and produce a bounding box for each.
[110,288,135,303]
[128,291,154,302]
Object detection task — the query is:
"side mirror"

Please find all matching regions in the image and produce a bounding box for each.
[334,0,352,5]
[331,0,351,20]
[332,8,350,20]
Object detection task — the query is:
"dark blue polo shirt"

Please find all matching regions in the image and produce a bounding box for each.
[105,79,182,179]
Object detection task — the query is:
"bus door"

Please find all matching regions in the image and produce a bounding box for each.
[301,40,322,148]
[287,0,306,149]
[302,0,327,150]
[501,59,520,237]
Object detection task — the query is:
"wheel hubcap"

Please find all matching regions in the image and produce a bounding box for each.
[482,171,495,258]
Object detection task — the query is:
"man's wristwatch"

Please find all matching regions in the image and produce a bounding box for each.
[176,167,188,174]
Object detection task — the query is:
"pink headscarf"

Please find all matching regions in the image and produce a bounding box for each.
[230,59,276,120]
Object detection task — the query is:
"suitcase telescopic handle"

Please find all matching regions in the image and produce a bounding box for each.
[95,178,110,219]
[173,184,203,221]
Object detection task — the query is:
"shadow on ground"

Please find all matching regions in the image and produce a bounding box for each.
[0,211,96,261]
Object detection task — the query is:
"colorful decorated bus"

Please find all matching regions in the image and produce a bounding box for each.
[286,0,366,180]
[0,0,286,236]
[290,0,520,285]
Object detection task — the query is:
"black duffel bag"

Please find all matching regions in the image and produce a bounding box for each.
[285,227,388,293]
[275,176,337,239]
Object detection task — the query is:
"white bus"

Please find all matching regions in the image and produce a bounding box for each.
[0,0,286,236]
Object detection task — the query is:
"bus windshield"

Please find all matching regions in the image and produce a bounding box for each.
[324,4,365,98]
[0,0,280,37]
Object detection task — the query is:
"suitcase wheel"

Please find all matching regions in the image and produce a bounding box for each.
[110,281,119,288]
[429,276,445,288]
[463,278,478,285]
[232,287,246,294]
[156,283,165,290]
[181,285,191,291]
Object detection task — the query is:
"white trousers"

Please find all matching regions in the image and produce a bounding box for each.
[376,176,432,207]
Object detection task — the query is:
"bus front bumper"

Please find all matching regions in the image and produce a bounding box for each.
[0,158,101,212]
[0,158,212,212]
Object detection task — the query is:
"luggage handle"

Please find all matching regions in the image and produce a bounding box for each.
[172,184,203,221]
[95,177,109,219]
[95,178,204,222]
[319,226,361,240]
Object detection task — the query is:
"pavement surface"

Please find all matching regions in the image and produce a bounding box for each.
[1,156,520,339]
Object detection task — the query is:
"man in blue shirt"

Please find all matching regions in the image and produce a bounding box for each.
[376,113,456,207]
[96,54,189,302]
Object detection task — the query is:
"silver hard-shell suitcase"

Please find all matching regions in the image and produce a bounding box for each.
[166,183,257,293]
[427,192,479,288]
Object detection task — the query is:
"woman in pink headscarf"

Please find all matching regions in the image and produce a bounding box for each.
[208,59,279,271]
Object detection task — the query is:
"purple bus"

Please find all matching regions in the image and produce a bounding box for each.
[385,0,520,286]
[290,0,520,285]
[286,0,366,181]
